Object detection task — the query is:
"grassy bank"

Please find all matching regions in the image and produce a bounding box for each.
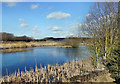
[0,41,92,50]
[0,59,114,83]
[0,48,33,53]
[0,41,63,49]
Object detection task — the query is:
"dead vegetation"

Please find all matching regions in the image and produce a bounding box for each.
[0,59,113,83]
[0,41,62,49]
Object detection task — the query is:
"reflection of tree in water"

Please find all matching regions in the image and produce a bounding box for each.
[62,45,90,60]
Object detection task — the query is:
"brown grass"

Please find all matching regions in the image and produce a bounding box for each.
[0,59,113,83]
[0,59,94,82]
[0,41,63,49]
[1,48,33,53]
[0,41,93,50]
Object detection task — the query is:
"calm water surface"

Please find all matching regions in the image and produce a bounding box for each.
[2,45,90,76]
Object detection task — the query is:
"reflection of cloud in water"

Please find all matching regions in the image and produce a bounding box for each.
[2,45,91,76]
[52,50,59,57]
[63,45,90,60]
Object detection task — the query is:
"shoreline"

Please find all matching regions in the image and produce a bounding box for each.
[0,48,33,53]
[0,41,62,49]
[0,59,114,83]
[0,41,62,50]
[0,41,91,49]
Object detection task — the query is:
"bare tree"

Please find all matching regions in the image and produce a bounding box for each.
[82,2,118,68]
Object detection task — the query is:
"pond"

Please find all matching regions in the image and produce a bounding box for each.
[1,45,90,76]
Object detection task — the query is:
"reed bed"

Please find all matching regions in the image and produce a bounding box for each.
[0,41,63,49]
[0,48,33,53]
[0,41,92,50]
[0,59,96,83]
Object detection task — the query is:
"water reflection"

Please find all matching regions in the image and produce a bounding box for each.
[2,45,90,76]
[56,45,90,60]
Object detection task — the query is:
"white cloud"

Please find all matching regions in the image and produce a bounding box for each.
[20,23,29,28]
[68,23,87,37]
[47,26,62,31]
[66,33,75,37]
[70,24,82,30]
[32,25,40,33]
[33,25,38,29]
[31,4,39,9]
[53,31,62,34]
[54,31,74,38]
[46,11,71,20]
[86,14,91,18]
[18,18,24,23]
[53,31,64,38]
[6,2,16,7]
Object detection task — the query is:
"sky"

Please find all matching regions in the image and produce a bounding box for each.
[2,2,94,39]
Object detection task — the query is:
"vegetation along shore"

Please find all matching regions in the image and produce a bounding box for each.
[0,32,92,50]
[0,59,114,83]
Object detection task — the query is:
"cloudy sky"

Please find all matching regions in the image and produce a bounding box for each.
[2,2,93,39]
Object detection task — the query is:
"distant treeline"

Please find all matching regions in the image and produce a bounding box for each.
[0,32,33,42]
[35,37,93,43]
[0,32,93,42]
[36,37,65,41]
